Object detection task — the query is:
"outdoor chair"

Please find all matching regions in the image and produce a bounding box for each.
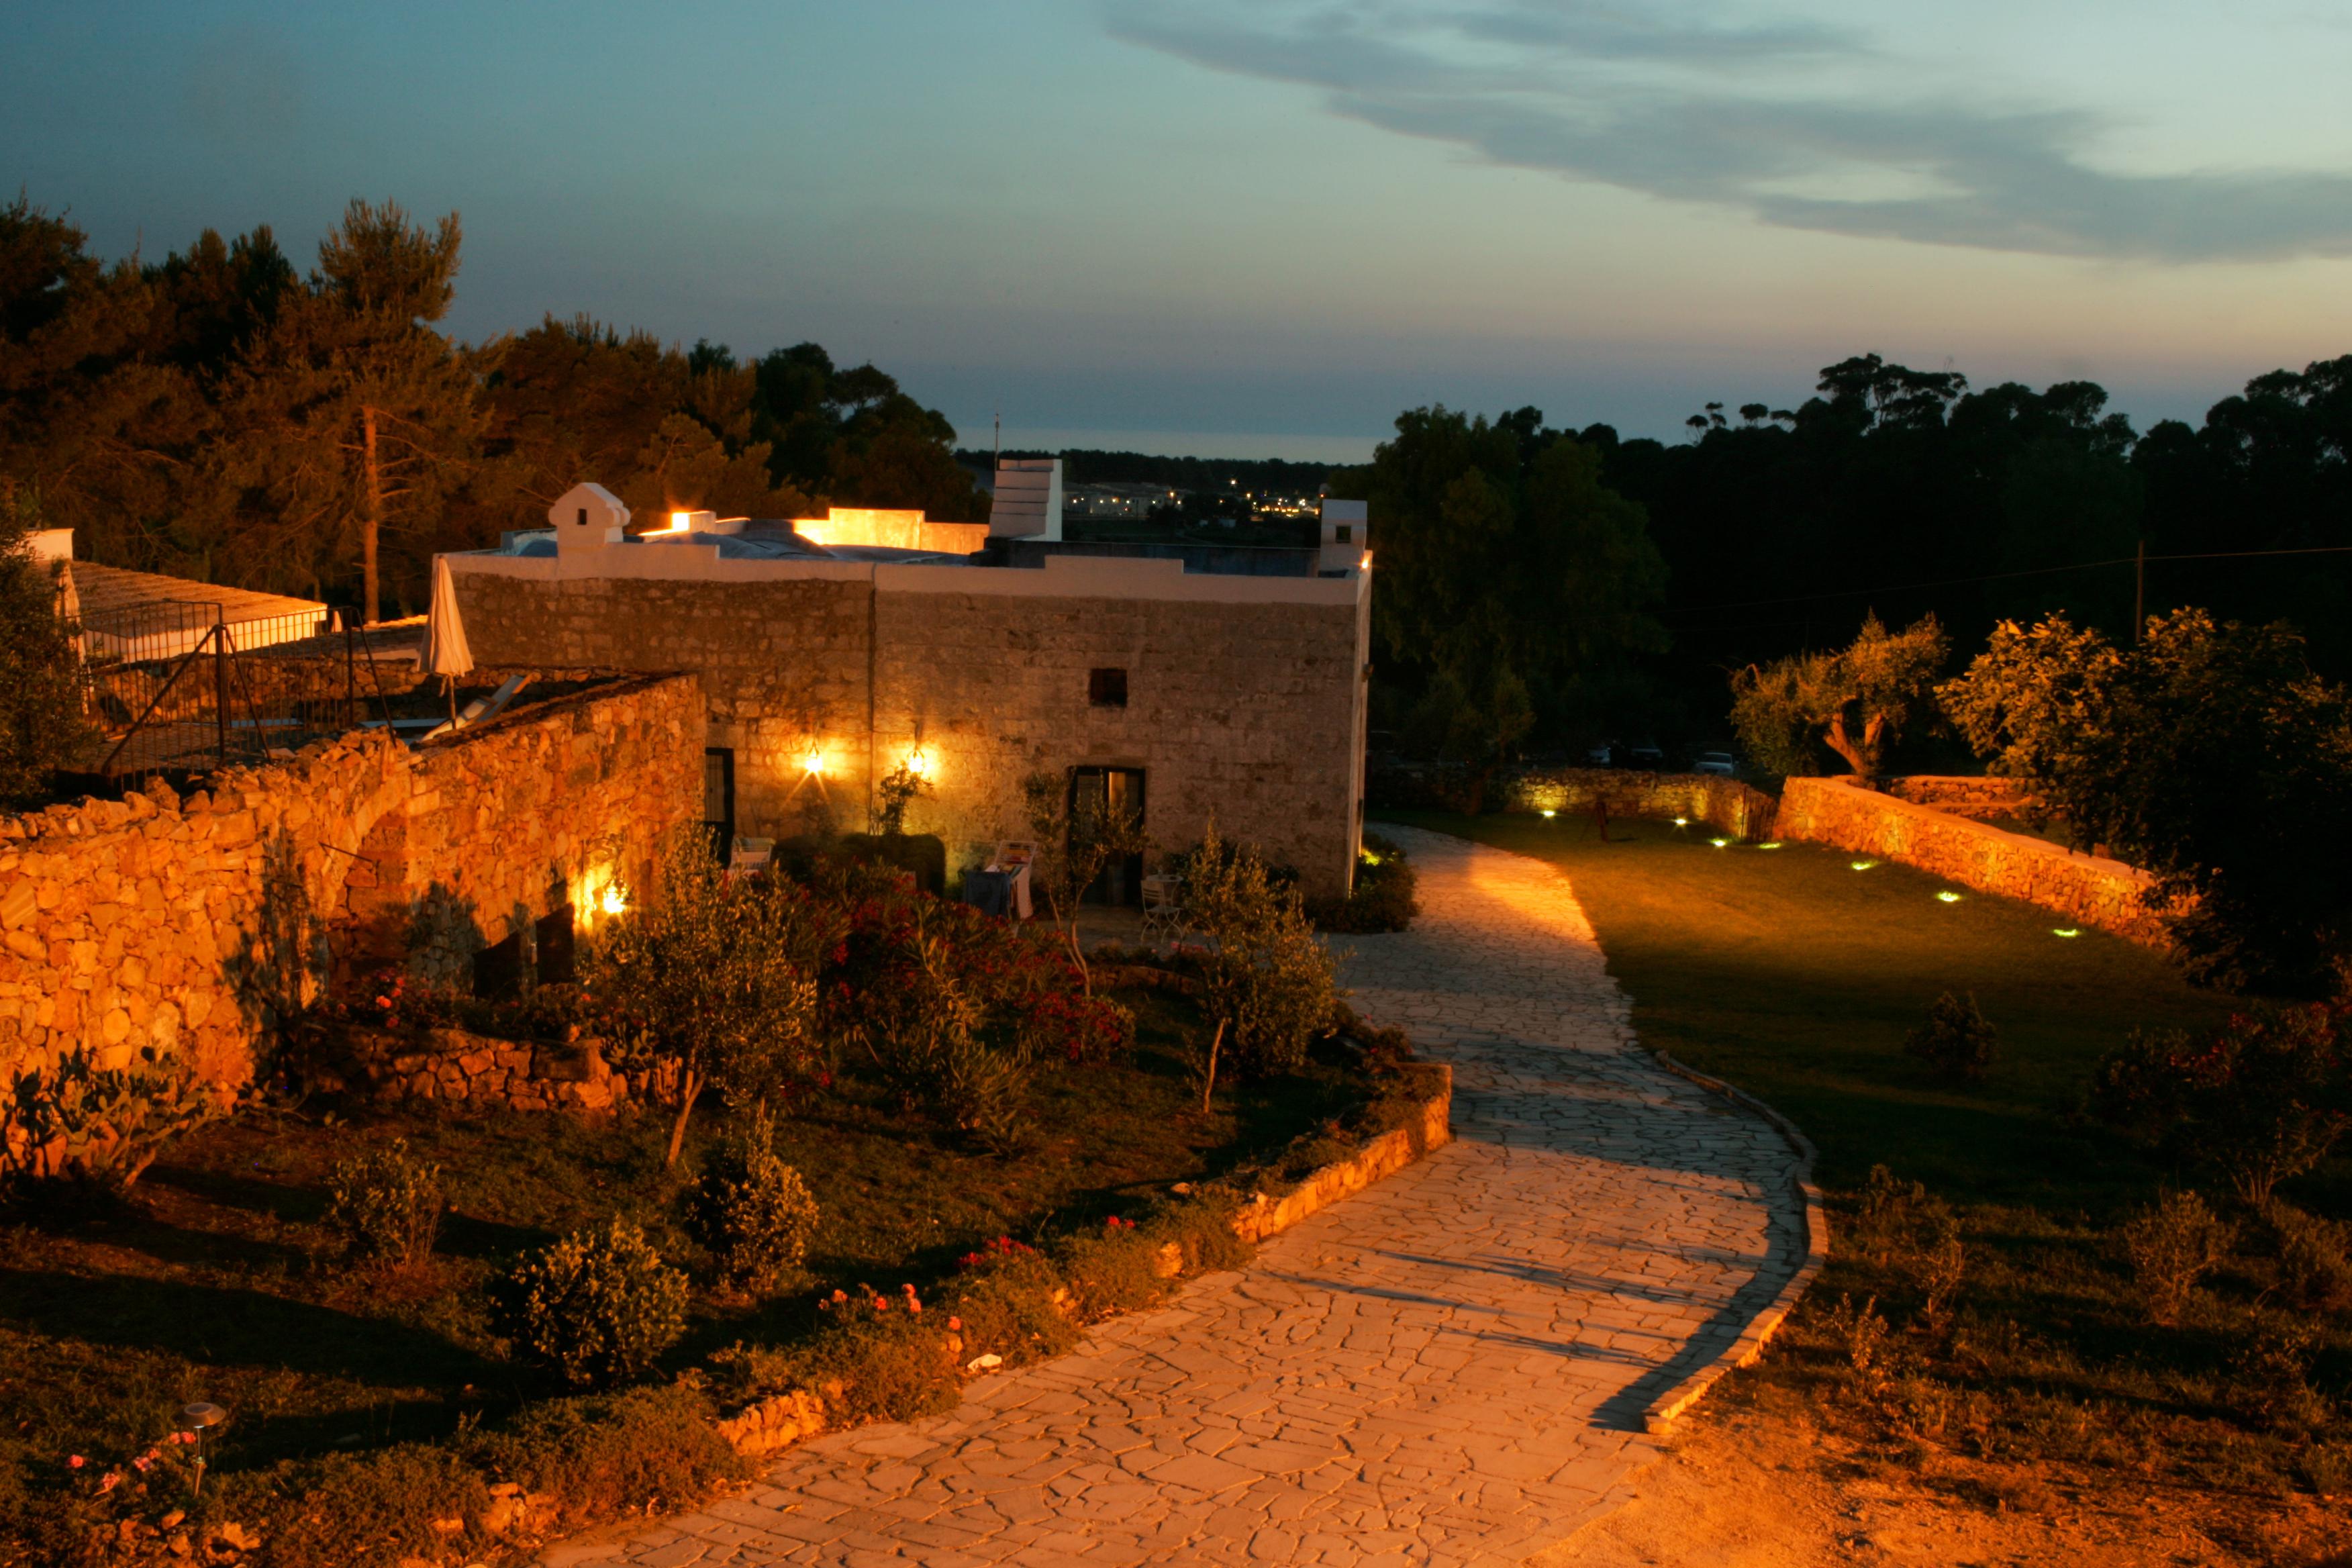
[730,836,774,875]
[987,840,1036,919]
[1139,873,1187,944]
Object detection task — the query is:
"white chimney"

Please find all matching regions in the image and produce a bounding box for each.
[550,482,630,555]
[991,458,1063,542]
[1319,498,1367,573]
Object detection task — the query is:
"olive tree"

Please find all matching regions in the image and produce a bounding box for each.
[1729,613,1947,782]
[588,834,838,1164]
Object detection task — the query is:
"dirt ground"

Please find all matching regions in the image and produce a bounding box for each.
[1530,1391,2350,1568]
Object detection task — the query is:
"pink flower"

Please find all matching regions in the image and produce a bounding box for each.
[98,1472,121,1493]
[66,1455,84,1469]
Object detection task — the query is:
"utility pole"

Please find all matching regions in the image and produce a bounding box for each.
[2133,538,2145,645]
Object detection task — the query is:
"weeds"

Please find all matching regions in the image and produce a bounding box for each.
[2118,1190,2237,1328]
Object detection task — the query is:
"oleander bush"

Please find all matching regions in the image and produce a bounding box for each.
[497,1219,689,1389]
[2086,1002,2352,1206]
[0,1045,222,1193]
[322,1136,444,1266]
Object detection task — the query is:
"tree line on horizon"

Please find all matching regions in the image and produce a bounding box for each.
[1337,350,2352,774]
[0,194,988,622]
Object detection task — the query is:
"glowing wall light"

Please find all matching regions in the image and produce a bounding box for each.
[802,748,824,777]
[1936,890,1963,903]
[1850,859,1878,871]
[2053,927,2082,938]
[904,747,934,781]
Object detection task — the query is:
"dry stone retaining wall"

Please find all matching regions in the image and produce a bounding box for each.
[0,673,701,1096]
[1888,774,2036,821]
[1503,769,1780,840]
[1777,775,2171,946]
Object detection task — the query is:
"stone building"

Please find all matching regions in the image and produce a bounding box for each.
[442,487,1373,898]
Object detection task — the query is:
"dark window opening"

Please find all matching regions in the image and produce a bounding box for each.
[576,506,588,528]
[1334,524,1352,542]
[1069,765,1146,905]
[1088,668,1128,707]
[703,747,735,862]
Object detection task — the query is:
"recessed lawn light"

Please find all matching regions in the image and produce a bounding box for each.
[1758,841,1783,850]
[1540,809,1556,818]
[1710,837,1730,848]
[1673,817,1689,827]
[2053,927,2082,938]
[1850,859,1878,871]
[1936,891,1962,903]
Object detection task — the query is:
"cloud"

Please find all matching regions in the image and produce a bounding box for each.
[1106,1,2352,263]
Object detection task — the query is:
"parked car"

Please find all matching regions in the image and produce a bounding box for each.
[1625,742,1665,771]
[1692,750,1737,777]
[1585,740,1618,766]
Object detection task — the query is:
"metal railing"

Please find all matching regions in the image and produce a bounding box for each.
[79,603,399,781]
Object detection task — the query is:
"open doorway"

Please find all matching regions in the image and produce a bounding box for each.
[1070,765,1146,905]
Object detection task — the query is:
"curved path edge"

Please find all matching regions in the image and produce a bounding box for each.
[1638,1050,1829,1434]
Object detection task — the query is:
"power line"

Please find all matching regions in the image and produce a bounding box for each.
[1662,544,2352,618]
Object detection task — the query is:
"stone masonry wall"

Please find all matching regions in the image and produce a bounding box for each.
[1776,775,2171,946]
[452,571,1367,897]
[0,673,702,1094]
[1887,775,2036,822]
[1502,770,1781,841]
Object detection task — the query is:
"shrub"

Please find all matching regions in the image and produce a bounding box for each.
[2228,1316,2331,1434]
[1904,991,1998,1083]
[2268,1203,2352,1314]
[1307,834,1420,934]
[322,1138,444,1266]
[0,1046,223,1192]
[689,1112,820,1291]
[2087,1004,2352,1206]
[2117,1189,2237,1328]
[497,1219,689,1389]
[467,1383,741,1523]
[251,1442,489,1568]
[0,493,97,807]
[942,1243,1081,1370]
[1181,820,1338,1076]
[796,1286,961,1424]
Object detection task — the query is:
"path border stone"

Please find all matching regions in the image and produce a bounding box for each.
[705,1066,1455,1462]
[1638,1049,1829,1434]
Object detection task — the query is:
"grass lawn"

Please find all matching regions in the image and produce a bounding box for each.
[1376,807,2242,1202]
[1378,808,2352,1527]
[0,980,1401,1562]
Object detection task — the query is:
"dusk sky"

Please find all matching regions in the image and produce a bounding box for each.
[9,0,2352,460]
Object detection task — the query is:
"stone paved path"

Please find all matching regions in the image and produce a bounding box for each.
[558,827,1809,1568]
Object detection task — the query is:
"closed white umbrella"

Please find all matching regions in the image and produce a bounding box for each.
[424,555,474,722]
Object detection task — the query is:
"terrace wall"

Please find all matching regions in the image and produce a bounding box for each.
[1500,769,1781,841]
[1775,775,2171,946]
[0,673,701,1094]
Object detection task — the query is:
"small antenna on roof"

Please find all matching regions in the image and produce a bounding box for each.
[993,407,1001,464]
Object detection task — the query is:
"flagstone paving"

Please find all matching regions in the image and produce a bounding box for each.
[554,826,1810,1568]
